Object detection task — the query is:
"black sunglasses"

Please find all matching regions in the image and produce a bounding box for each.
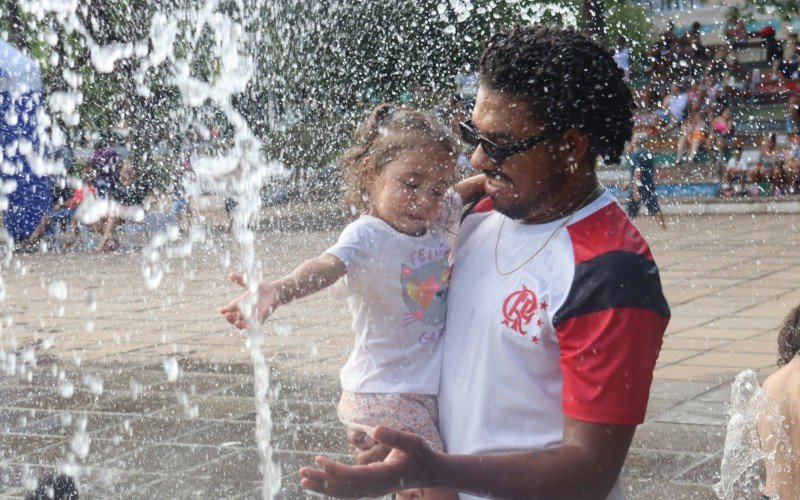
[459,120,555,165]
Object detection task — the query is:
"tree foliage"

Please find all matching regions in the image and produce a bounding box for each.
[2,0,653,170]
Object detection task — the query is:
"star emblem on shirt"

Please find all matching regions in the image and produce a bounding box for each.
[531,335,540,344]
[540,301,548,311]
[536,318,544,328]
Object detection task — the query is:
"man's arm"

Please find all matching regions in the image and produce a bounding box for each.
[300,416,636,499]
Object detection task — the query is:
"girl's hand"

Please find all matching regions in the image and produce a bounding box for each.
[219,273,280,329]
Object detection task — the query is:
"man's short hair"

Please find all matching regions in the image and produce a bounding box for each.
[478,25,634,165]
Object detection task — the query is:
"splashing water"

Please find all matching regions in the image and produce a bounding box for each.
[714,370,792,499]
[1,0,585,496]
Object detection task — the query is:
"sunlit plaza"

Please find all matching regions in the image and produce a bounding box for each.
[0,207,796,498]
[6,0,800,497]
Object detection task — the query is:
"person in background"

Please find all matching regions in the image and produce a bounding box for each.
[752,133,782,195]
[686,22,707,62]
[454,63,479,112]
[784,133,800,193]
[94,157,151,253]
[613,35,632,82]
[759,25,783,63]
[657,83,688,132]
[676,110,708,165]
[757,304,800,500]
[712,106,736,165]
[625,133,667,229]
[787,94,800,134]
[725,14,748,51]
[722,146,748,195]
[773,41,799,81]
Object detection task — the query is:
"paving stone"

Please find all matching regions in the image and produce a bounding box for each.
[622,449,708,482]
[655,400,731,426]
[632,423,726,454]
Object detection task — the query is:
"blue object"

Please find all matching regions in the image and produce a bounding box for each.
[0,39,50,241]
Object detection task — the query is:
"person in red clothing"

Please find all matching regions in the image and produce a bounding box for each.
[300,25,669,499]
[21,165,96,250]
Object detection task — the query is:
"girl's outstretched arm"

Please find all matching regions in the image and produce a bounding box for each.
[220,253,346,329]
[455,174,486,205]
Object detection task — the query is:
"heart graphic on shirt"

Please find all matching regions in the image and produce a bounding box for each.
[405,276,441,310]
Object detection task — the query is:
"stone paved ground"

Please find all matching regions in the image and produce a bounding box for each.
[0,212,798,499]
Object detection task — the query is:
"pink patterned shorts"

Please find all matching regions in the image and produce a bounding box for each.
[337,391,443,452]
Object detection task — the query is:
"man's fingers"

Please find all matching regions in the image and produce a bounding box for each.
[228,272,246,288]
[372,426,421,452]
[354,443,391,465]
[219,303,238,315]
[299,465,328,484]
[347,429,374,449]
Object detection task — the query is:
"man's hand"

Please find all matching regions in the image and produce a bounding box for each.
[347,429,391,464]
[219,273,280,329]
[299,426,438,498]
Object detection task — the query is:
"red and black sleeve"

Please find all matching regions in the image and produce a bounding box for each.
[553,203,670,425]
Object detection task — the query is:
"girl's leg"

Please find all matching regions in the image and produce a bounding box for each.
[688,138,700,162]
[95,216,117,253]
[675,134,687,164]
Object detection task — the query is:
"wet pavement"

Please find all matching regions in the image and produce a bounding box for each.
[1,211,798,498]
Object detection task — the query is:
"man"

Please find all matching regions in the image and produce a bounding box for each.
[301,25,670,499]
[624,133,667,229]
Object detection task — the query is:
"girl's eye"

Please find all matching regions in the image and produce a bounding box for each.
[431,189,445,198]
[404,181,419,190]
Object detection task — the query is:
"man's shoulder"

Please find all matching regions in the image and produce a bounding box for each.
[567,201,653,264]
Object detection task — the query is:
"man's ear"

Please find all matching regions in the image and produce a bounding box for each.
[561,129,591,166]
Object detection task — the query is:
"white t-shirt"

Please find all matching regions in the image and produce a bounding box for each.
[727,156,748,172]
[438,192,670,500]
[326,193,462,394]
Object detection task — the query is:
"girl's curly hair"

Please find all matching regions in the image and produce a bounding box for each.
[478,25,635,165]
[339,103,460,216]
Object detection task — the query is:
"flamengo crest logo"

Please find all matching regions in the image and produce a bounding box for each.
[501,285,547,343]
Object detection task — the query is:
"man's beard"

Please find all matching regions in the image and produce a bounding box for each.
[492,166,569,222]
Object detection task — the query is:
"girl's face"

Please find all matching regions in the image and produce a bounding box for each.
[368,142,457,236]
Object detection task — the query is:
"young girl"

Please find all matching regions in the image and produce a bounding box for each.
[220,104,483,499]
[758,305,800,500]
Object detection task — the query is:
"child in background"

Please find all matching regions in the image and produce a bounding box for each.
[758,305,800,500]
[221,104,484,500]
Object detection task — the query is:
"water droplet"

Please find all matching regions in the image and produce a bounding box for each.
[274,321,292,336]
[85,290,97,312]
[444,25,456,35]
[47,280,68,300]
[163,356,180,382]
[58,379,75,399]
[82,374,103,395]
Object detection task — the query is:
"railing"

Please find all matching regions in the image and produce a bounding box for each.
[632,0,706,12]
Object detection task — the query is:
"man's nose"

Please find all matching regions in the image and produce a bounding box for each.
[470,145,496,173]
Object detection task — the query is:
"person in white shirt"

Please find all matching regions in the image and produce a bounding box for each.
[723,147,749,195]
[301,25,670,500]
[221,103,484,500]
[613,35,631,82]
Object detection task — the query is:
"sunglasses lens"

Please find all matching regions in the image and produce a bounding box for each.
[481,142,503,164]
